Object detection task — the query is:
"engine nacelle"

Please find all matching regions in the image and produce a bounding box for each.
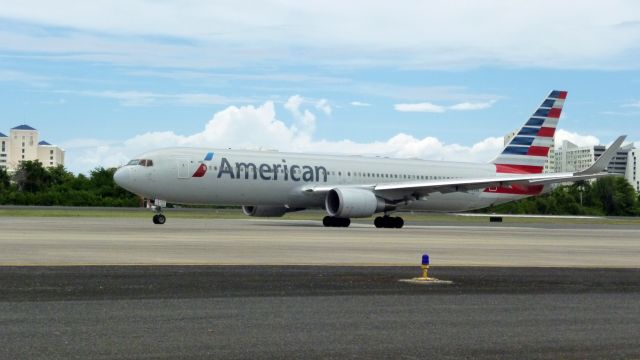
[325,188,390,218]
[242,205,288,217]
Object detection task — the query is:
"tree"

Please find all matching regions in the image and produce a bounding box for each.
[12,161,52,192]
[591,177,638,216]
[0,167,10,190]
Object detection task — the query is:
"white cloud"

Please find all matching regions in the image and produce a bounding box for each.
[554,129,600,148]
[64,99,508,173]
[65,99,614,174]
[314,99,332,115]
[394,102,446,113]
[57,90,255,106]
[622,100,640,108]
[284,95,317,135]
[449,100,495,111]
[1,1,640,69]
[394,100,496,113]
[350,101,371,107]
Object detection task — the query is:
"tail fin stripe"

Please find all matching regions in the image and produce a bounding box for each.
[537,127,555,137]
[547,108,561,118]
[503,146,530,155]
[527,146,550,156]
[549,90,568,99]
[540,99,555,107]
[518,127,539,136]
[525,118,545,126]
[511,136,535,146]
[532,137,553,147]
[542,118,559,127]
[533,108,550,117]
[496,164,544,174]
[496,155,547,166]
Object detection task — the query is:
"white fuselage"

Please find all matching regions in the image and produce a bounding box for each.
[115,147,533,213]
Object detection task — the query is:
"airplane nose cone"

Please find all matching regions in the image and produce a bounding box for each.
[114,167,131,189]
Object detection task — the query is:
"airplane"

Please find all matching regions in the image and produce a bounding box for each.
[114,90,626,229]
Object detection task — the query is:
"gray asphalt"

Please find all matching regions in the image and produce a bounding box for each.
[2,217,639,267]
[1,266,639,359]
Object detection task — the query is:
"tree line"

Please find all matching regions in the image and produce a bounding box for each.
[0,160,639,215]
[484,177,640,216]
[0,160,139,207]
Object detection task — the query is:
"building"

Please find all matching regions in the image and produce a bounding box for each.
[627,148,640,192]
[504,130,556,173]
[0,124,65,172]
[555,139,639,189]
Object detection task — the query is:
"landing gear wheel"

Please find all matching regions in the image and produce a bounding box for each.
[152,214,166,225]
[374,216,404,229]
[323,216,350,228]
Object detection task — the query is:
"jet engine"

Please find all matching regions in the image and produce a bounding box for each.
[325,188,392,218]
[242,205,288,217]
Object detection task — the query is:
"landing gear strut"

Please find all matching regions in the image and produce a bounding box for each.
[151,200,167,225]
[323,216,351,228]
[374,215,404,229]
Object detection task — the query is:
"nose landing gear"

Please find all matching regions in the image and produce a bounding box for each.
[152,213,166,225]
[374,215,404,229]
[151,199,167,225]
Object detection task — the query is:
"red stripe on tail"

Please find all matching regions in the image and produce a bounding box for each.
[547,108,562,118]
[537,127,555,137]
[495,164,544,174]
[527,146,550,156]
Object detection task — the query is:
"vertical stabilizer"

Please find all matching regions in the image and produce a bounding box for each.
[492,90,567,174]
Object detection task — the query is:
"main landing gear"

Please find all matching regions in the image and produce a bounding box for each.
[151,199,167,225]
[323,216,351,227]
[374,215,404,229]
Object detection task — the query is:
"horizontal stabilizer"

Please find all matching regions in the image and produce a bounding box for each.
[577,135,626,175]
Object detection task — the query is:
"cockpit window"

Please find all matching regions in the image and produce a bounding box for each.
[127,159,154,167]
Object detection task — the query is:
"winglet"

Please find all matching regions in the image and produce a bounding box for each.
[576,135,627,175]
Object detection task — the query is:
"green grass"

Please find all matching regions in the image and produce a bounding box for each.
[1,207,639,225]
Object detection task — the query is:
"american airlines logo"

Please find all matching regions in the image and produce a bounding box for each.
[217,157,328,182]
[192,152,328,182]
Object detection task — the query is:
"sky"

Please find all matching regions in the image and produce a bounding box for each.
[1,0,640,173]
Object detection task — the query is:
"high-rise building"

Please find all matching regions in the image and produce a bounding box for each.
[555,139,638,189]
[626,148,640,192]
[0,124,65,172]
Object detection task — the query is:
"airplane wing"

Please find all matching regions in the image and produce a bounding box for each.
[303,135,626,200]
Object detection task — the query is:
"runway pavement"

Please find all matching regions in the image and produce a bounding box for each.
[1,266,639,359]
[1,216,639,358]
[0,216,639,267]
